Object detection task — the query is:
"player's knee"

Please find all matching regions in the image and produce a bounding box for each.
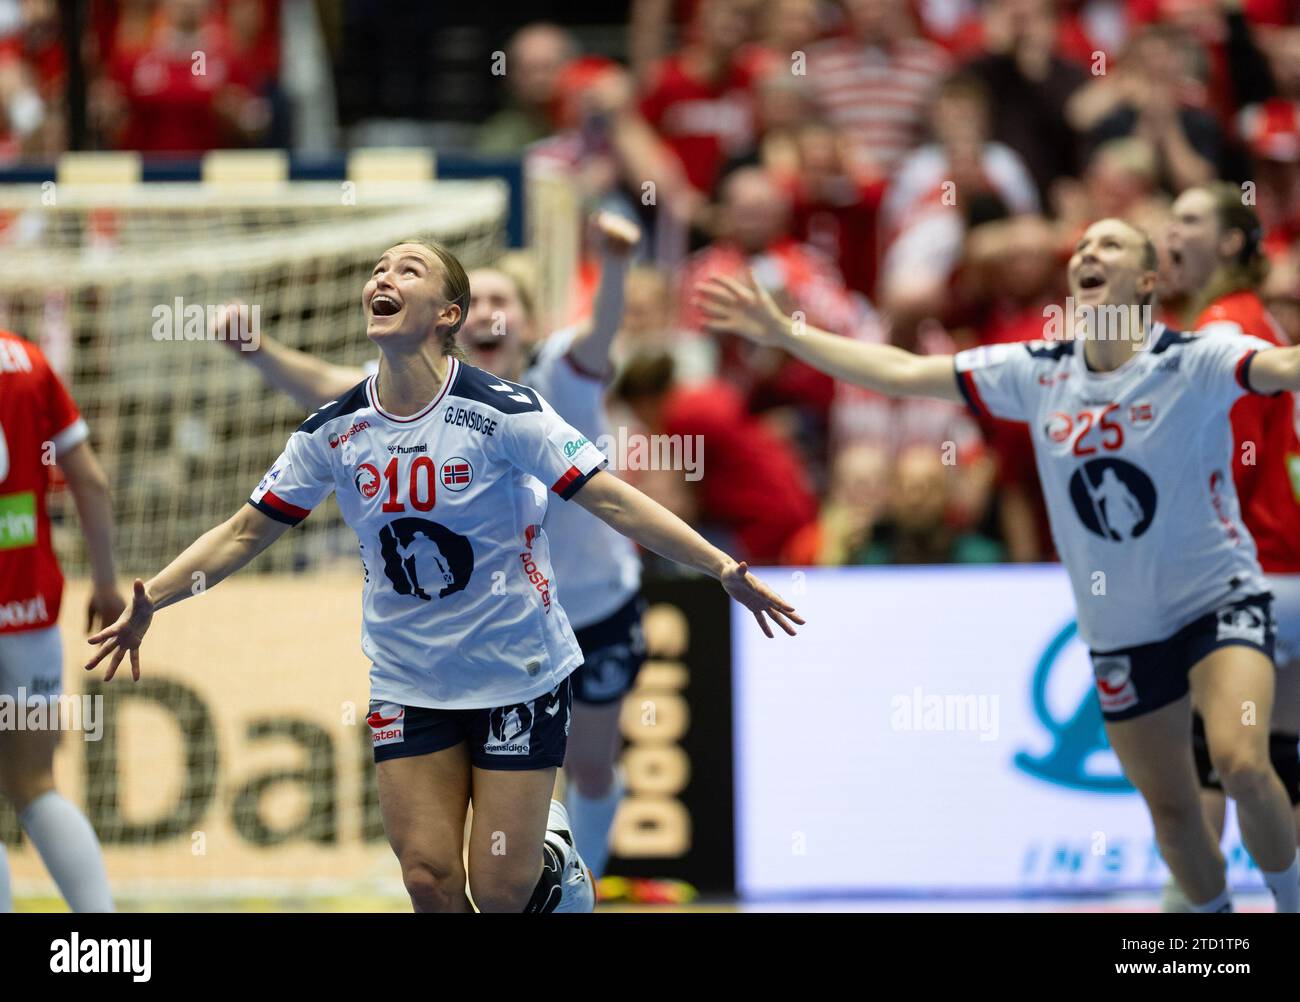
[398,855,465,913]
[0,767,54,813]
[1143,790,1204,832]
[468,860,542,913]
[1211,748,1274,801]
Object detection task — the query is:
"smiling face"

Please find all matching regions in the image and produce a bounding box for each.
[1067,219,1157,309]
[363,243,461,347]
[459,267,534,381]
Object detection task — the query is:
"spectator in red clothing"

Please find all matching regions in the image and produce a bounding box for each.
[638,0,758,200]
[95,0,270,154]
[735,0,830,79]
[806,0,952,178]
[614,350,818,564]
[677,166,878,464]
[785,120,886,298]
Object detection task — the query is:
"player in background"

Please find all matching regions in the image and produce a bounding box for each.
[0,330,122,912]
[1162,183,1300,908]
[216,214,647,881]
[87,239,801,914]
[695,217,1300,912]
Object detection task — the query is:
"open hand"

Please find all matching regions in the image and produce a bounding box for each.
[85,579,155,681]
[692,271,788,347]
[720,560,805,638]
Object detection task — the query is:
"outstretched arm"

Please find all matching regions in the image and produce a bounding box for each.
[215,302,366,412]
[565,212,641,378]
[572,470,803,638]
[692,272,963,402]
[85,504,291,680]
[1249,345,1300,395]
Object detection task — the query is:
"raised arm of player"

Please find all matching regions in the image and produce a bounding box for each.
[84,505,291,681]
[1248,343,1300,395]
[693,271,963,402]
[56,440,126,632]
[565,212,641,378]
[572,469,803,638]
[215,301,366,412]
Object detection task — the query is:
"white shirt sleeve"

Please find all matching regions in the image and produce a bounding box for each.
[248,429,336,525]
[1185,328,1281,403]
[501,392,608,500]
[953,342,1037,422]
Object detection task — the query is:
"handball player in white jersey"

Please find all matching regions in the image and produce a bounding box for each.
[696,217,1300,913]
[87,238,801,914]
[214,214,650,878]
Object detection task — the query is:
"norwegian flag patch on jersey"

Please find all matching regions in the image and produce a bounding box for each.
[440,457,473,492]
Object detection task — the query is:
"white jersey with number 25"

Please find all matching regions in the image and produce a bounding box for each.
[954,325,1275,651]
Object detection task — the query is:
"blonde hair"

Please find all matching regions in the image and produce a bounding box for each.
[393,237,470,359]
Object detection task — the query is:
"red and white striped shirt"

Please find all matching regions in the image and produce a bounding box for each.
[806,35,951,175]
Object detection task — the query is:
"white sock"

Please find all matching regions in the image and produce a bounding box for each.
[1189,885,1234,913]
[19,791,114,913]
[566,770,624,879]
[1261,852,1300,913]
[0,842,12,912]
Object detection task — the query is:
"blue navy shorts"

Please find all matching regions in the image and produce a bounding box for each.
[1091,593,1276,723]
[368,676,572,769]
[569,595,647,705]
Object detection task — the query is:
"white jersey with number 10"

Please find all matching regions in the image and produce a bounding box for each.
[249,358,609,710]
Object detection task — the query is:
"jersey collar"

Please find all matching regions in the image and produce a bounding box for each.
[366,356,459,424]
[1074,322,1165,380]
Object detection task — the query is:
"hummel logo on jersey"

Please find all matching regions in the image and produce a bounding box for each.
[489,381,532,404]
[386,443,428,455]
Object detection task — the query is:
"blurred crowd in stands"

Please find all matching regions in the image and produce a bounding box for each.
[4,0,1299,568]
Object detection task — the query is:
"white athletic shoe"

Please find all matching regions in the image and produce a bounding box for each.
[545,799,596,913]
